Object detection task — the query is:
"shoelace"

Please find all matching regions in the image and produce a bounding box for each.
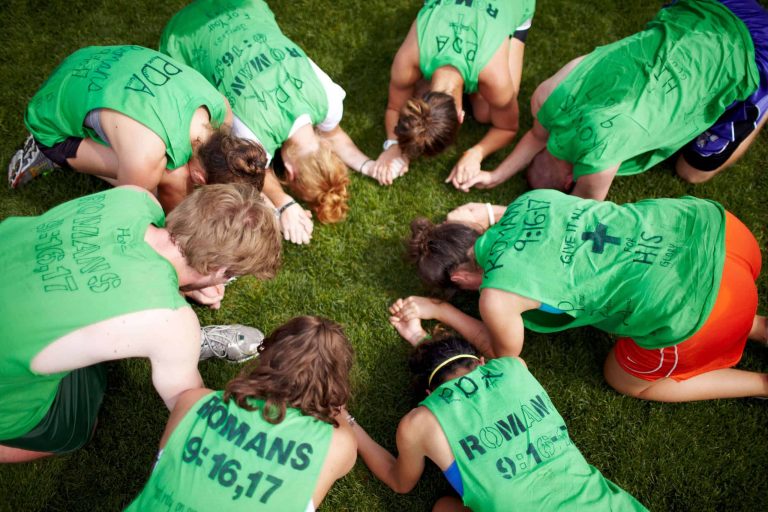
[200,325,236,358]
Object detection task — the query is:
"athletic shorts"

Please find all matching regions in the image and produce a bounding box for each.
[614,212,761,382]
[681,0,768,171]
[36,136,83,170]
[0,364,107,454]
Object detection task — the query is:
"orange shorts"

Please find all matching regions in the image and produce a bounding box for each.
[614,211,761,382]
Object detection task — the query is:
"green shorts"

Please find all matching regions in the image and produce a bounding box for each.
[0,365,107,454]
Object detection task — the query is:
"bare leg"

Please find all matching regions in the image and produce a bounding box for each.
[0,444,52,463]
[676,113,768,184]
[66,138,120,179]
[469,38,526,124]
[433,496,471,512]
[604,348,768,402]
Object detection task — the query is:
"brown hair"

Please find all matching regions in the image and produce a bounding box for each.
[197,126,267,191]
[527,149,575,192]
[166,183,281,279]
[395,92,460,161]
[408,217,480,295]
[282,138,350,224]
[224,316,354,427]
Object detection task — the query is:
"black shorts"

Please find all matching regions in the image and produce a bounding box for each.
[0,365,107,454]
[36,136,83,170]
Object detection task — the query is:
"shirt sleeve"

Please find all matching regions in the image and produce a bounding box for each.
[307,58,346,132]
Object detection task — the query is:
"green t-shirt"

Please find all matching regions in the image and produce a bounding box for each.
[126,391,333,512]
[421,358,647,511]
[537,0,758,179]
[25,45,226,170]
[417,0,536,94]
[0,188,188,439]
[474,190,725,349]
[160,0,329,158]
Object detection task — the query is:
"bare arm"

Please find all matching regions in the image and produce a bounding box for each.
[372,22,421,185]
[447,53,519,190]
[261,169,313,245]
[479,288,540,358]
[318,125,374,175]
[350,410,427,494]
[149,307,205,410]
[389,296,495,358]
[570,164,619,200]
[100,109,168,191]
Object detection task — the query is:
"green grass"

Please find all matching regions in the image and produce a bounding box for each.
[1,0,767,510]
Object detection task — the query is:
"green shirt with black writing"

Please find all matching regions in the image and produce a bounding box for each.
[160,0,329,158]
[537,0,758,179]
[421,358,646,511]
[417,0,536,93]
[25,45,226,169]
[0,188,187,440]
[474,189,725,349]
[127,391,332,511]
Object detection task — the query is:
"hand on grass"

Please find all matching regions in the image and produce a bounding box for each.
[372,146,409,186]
[447,202,490,227]
[389,295,445,321]
[184,284,225,310]
[446,148,483,191]
[280,202,313,245]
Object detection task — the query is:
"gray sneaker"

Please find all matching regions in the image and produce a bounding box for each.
[8,134,56,188]
[200,324,264,363]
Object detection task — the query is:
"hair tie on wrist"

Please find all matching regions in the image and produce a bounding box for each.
[278,200,297,215]
[359,159,373,174]
[415,333,432,346]
[485,202,495,226]
[345,414,357,427]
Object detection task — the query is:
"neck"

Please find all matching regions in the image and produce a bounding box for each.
[431,67,463,111]
[189,106,213,151]
[144,225,198,287]
[287,124,319,154]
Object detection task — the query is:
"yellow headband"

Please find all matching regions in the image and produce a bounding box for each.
[428,354,481,388]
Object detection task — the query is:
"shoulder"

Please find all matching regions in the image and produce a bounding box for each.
[398,406,439,436]
[533,56,586,116]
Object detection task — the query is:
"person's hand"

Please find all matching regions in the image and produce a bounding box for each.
[446,202,490,227]
[370,146,409,186]
[389,314,427,347]
[446,147,483,191]
[279,202,313,245]
[184,284,226,310]
[453,170,498,192]
[389,296,444,322]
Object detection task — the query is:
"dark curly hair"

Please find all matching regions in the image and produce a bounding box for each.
[223,316,353,427]
[198,126,267,191]
[407,217,480,296]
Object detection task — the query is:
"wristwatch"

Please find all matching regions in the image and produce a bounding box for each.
[382,139,399,151]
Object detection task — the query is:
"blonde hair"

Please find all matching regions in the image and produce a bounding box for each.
[166,183,281,279]
[283,138,350,224]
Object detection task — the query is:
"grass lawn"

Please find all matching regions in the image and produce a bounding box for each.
[1,0,767,510]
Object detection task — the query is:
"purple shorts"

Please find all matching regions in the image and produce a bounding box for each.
[682,0,768,171]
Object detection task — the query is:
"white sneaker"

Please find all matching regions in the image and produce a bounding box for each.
[200,324,264,363]
[8,134,55,188]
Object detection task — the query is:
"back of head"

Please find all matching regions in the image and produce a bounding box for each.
[527,149,574,192]
[407,217,479,295]
[224,316,354,426]
[409,333,480,393]
[284,139,350,224]
[395,92,459,161]
[198,126,267,191]
[166,183,281,279]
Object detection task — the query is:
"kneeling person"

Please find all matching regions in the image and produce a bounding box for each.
[0,184,281,462]
[350,325,646,511]
[126,316,357,512]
